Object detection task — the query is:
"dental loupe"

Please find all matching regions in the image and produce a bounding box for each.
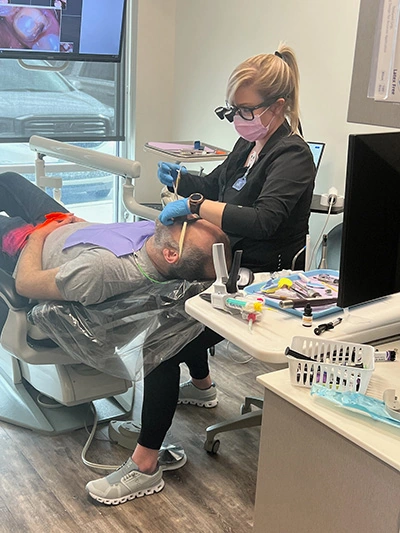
[214,106,236,122]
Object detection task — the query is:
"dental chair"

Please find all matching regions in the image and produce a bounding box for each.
[0,267,133,434]
[0,266,207,436]
[0,136,172,435]
[0,136,212,436]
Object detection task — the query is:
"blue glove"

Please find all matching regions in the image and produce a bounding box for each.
[157,161,187,187]
[158,198,190,226]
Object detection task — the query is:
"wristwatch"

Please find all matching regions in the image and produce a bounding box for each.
[189,193,204,215]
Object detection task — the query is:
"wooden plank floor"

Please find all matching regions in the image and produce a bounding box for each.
[0,341,274,533]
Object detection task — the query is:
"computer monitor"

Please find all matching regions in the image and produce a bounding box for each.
[337,131,400,308]
[0,0,126,62]
[307,141,325,172]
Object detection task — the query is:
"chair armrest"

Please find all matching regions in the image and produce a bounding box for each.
[0,268,30,310]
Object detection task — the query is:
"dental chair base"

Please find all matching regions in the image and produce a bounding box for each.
[108,419,141,449]
[0,346,133,435]
[0,306,133,435]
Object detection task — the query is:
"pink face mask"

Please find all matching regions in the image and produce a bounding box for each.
[233,107,274,142]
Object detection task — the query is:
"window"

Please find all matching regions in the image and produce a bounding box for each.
[0,140,119,222]
[0,59,124,142]
[63,61,117,108]
[0,58,126,222]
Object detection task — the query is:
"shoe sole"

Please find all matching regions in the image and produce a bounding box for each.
[87,479,165,506]
[177,399,218,408]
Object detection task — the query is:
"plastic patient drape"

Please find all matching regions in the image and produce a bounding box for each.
[28,279,209,381]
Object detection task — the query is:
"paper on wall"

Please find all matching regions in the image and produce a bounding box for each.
[368,0,400,101]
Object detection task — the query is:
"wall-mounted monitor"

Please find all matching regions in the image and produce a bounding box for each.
[0,0,126,63]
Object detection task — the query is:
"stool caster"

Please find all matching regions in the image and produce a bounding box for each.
[204,438,220,455]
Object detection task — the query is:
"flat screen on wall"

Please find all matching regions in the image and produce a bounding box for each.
[0,0,126,62]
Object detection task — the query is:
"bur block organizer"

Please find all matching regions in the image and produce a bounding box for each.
[287,336,375,393]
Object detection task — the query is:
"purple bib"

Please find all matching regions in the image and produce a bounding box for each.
[63,220,156,257]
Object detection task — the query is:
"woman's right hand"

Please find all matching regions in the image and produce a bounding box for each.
[157,161,186,187]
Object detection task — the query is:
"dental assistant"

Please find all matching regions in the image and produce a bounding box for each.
[158,44,316,272]
[85,44,317,507]
[156,44,317,435]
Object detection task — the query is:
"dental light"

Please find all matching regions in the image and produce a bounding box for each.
[29,135,160,221]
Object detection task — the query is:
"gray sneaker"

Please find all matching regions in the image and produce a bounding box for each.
[177,380,218,408]
[86,458,164,506]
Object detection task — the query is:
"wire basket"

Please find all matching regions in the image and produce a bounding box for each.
[287,336,375,393]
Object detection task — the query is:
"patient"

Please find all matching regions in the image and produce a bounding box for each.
[0,172,230,311]
[0,171,231,506]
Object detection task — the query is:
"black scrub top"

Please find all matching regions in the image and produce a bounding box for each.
[178,121,316,272]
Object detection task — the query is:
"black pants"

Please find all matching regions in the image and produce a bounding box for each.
[0,172,68,330]
[138,327,223,449]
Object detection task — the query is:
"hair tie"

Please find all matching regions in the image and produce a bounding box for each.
[274,50,283,59]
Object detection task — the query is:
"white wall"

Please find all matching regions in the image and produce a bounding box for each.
[171,0,392,191]
[132,0,394,251]
[127,0,177,204]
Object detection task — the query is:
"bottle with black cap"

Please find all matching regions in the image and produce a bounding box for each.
[302,303,313,327]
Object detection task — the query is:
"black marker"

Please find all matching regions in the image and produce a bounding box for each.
[314,317,343,335]
[285,347,317,362]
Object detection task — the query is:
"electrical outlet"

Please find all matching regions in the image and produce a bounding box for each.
[320,194,330,206]
[320,187,343,207]
[335,195,344,208]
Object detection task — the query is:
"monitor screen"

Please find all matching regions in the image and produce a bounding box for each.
[0,0,126,62]
[307,141,325,171]
[337,132,400,308]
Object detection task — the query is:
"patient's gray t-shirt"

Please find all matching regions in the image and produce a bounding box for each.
[41,222,166,305]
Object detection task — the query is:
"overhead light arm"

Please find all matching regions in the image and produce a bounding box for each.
[29,135,141,178]
[29,136,160,220]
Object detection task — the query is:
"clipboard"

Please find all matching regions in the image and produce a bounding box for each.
[144,141,229,162]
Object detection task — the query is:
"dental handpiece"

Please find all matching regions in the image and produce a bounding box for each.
[279,297,338,309]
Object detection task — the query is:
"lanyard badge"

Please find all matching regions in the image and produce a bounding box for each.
[232,150,258,191]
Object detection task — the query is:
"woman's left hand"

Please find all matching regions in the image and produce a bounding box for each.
[158,198,190,225]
